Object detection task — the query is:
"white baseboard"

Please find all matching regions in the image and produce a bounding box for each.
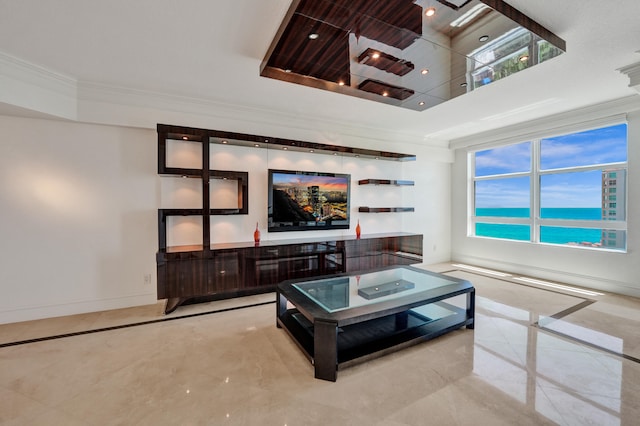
[0,293,158,325]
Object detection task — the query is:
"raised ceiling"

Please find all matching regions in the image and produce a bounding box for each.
[261,0,566,111]
[0,0,639,144]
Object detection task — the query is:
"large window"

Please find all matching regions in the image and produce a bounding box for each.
[470,123,628,251]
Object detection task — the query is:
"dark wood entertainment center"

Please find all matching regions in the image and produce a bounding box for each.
[156,124,422,313]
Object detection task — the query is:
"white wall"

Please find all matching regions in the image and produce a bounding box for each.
[0,116,158,323]
[0,115,452,324]
[451,109,640,297]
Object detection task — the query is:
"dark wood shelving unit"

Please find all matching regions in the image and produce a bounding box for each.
[156,124,420,313]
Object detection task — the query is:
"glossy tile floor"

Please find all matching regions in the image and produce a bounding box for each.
[1,263,639,425]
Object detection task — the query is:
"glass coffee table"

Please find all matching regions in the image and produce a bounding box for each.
[276,265,475,381]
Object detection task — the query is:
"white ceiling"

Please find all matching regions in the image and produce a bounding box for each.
[1,0,639,145]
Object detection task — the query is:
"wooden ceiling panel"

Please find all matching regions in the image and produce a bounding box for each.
[296,0,422,49]
[266,13,350,85]
[261,0,566,111]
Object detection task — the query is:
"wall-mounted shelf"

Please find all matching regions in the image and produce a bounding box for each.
[358,179,414,186]
[358,178,415,213]
[358,207,415,213]
[159,124,416,162]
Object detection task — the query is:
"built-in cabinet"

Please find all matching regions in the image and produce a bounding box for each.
[156,124,421,313]
[157,233,423,313]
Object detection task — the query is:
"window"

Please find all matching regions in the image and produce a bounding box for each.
[470,123,627,251]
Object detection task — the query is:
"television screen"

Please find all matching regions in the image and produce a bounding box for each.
[268,169,350,232]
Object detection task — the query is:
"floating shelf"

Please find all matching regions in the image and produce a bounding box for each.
[159,124,416,162]
[358,179,414,186]
[358,207,415,213]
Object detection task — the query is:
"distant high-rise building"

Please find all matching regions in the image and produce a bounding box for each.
[601,169,626,249]
[308,185,320,213]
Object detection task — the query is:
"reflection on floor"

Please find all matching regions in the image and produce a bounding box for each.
[1,263,639,425]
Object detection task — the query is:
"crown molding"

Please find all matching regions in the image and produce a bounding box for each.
[619,61,640,92]
[0,51,77,119]
[449,94,640,150]
[76,80,452,160]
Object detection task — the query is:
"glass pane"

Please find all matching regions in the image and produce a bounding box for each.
[475,142,531,176]
[540,123,627,170]
[540,227,626,250]
[475,223,530,241]
[541,169,626,221]
[540,171,601,219]
[475,177,530,214]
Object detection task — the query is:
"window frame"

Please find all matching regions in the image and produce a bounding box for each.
[469,122,628,251]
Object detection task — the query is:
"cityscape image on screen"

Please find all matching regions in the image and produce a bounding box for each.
[268,169,350,232]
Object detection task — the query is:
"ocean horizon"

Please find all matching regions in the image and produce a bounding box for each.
[476,207,603,244]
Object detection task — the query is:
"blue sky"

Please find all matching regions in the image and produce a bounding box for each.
[475,124,627,208]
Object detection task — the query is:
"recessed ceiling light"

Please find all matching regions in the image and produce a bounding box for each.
[382,92,388,97]
[421,68,429,75]
[479,35,489,42]
[460,82,468,87]
[308,33,319,40]
[254,144,260,148]
[419,101,425,106]
[338,81,345,86]
[333,152,338,156]
[283,147,288,150]
[372,52,380,59]
[309,149,314,153]
[221,140,228,144]
[519,54,529,62]
[182,136,188,140]
[425,7,436,17]
[284,69,292,73]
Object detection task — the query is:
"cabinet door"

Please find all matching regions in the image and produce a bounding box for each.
[165,258,207,298]
[208,252,240,292]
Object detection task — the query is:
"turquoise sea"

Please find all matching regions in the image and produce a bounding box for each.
[475,208,603,244]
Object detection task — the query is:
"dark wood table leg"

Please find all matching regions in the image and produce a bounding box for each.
[466,288,475,329]
[276,290,287,328]
[313,319,338,381]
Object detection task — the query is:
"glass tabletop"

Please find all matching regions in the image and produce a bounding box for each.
[292,267,458,313]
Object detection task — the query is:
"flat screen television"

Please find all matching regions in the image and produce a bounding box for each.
[268,169,350,232]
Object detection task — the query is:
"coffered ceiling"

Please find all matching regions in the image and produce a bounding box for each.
[0,0,639,145]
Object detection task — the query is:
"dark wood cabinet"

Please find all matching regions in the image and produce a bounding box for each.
[157,233,422,313]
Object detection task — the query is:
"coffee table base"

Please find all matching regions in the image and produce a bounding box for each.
[277,297,474,381]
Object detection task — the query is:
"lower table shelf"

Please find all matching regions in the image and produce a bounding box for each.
[276,265,475,381]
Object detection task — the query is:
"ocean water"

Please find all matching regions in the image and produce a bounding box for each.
[475,208,604,244]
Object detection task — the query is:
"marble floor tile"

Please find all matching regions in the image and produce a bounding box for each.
[1,264,640,425]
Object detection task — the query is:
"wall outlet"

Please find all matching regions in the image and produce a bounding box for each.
[144,273,152,285]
